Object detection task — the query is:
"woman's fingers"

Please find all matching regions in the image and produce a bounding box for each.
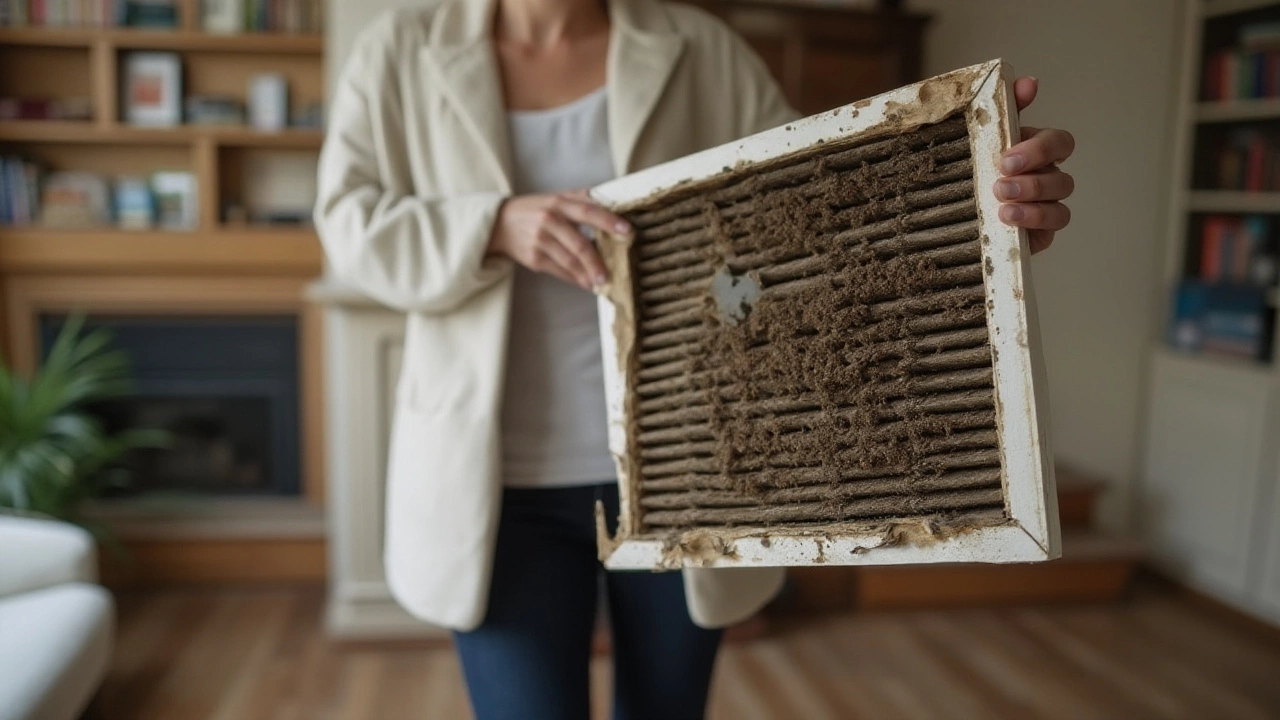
[558,191,632,236]
[545,216,607,289]
[1002,126,1075,175]
[536,228,594,290]
[1013,76,1038,112]
[998,201,1071,230]
[994,169,1075,202]
[1028,230,1056,255]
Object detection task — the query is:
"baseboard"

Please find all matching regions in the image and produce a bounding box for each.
[1140,568,1280,644]
[100,537,327,586]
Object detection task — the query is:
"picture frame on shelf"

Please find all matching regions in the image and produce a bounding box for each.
[248,73,289,132]
[202,0,246,34]
[122,52,183,127]
[151,171,198,230]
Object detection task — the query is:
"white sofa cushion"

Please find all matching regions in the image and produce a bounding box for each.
[0,517,97,598]
[0,583,114,720]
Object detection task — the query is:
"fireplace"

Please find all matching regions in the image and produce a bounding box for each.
[39,315,302,497]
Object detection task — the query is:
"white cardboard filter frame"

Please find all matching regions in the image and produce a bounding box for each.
[591,60,1060,569]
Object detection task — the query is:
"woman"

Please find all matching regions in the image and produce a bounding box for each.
[315,0,1075,716]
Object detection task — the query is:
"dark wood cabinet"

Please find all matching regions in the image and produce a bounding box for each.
[686,0,930,115]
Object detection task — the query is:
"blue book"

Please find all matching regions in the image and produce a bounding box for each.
[1254,52,1269,98]
[7,158,26,224]
[0,158,11,225]
[1170,280,1268,360]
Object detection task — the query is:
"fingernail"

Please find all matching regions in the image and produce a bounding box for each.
[997,180,1021,199]
[594,273,607,286]
[614,221,631,234]
[1000,205,1024,223]
[1001,155,1025,174]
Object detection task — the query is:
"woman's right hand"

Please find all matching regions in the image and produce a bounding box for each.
[485,190,633,291]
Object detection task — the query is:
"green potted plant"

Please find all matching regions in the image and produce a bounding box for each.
[0,314,167,534]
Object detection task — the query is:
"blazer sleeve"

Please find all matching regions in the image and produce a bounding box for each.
[314,26,510,315]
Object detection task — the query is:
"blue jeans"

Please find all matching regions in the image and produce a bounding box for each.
[453,483,723,720]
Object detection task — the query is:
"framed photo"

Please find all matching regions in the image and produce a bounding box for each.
[150,171,198,230]
[122,52,183,127]
[202,0,245,34]
[248,73,289,132]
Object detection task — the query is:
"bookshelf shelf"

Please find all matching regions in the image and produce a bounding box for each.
[1155,345,1276,380]
[1203,0,1280,17]
[0,28,323,54]
[1196,98,1280,122]
[1187,190,1280,212]
[0,121,324,148]
[0,227,322,274]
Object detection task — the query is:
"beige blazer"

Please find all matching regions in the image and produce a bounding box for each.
[315,0,801,631]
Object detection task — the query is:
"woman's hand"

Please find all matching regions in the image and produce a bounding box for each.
[486,189,631,291]
[997,77,1076,254]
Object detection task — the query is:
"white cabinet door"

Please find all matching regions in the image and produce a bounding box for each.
[1254,443,1280,624]
[1142,352,1276,603]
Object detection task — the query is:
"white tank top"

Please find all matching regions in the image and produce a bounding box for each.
[500,87,617,487]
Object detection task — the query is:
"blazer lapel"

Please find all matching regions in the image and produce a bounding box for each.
[607,0,684,174]
[420,0,514,192]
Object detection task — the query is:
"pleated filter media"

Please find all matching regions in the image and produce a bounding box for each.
[591,60,1059,570]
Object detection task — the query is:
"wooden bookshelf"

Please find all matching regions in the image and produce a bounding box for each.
[0,21,324,249]
[1139,0,1280,632]
[0,15,328,583]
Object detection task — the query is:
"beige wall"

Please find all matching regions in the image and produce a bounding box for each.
[324,0,1183,532]
[908,0,1183,531]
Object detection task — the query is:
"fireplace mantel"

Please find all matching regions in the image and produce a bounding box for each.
[1,273,330,585]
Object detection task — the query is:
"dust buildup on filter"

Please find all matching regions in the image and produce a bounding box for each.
[625,113,1006,531]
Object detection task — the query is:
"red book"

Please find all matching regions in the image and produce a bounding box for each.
[1233,224,1252,282]
[1247,133,1267,191]
[1206,51,1226,100]
[1202,217,1225,281]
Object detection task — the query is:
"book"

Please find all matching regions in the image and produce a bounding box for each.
[185,95,245,125]
[1197,214,1277,286]
[38,170,111,228]
[125,0,177,27]
[1170,280,1269,360]
[0,156,41,225]
[113,176,155,229]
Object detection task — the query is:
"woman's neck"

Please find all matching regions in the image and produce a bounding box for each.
[495,0,609,47]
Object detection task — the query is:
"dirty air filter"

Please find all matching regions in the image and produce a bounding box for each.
[591,60,1059,569]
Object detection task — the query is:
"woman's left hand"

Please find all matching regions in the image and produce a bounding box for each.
[996,77,1075,254]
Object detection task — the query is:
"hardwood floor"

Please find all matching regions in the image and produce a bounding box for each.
[91,583,1280,720]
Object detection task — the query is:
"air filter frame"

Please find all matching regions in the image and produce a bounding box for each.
[591,59,1059,570]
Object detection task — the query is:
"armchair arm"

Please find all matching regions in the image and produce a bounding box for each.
[0,515,98,597]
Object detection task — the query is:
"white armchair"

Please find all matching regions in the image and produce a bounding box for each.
[0,515,114,720]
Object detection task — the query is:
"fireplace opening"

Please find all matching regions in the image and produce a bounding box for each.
[39,314,301,497]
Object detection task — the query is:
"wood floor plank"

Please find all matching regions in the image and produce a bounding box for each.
[92,585,1280,720]
[332,653,384,720]
[1056,607,1275,720]
[1014,608,1191,719]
